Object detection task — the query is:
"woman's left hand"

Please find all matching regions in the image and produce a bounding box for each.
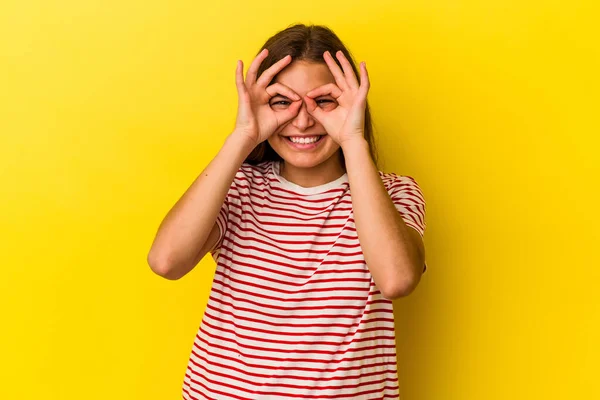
[304,50,370,147]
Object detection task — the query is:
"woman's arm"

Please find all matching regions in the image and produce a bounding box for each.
[148,50,302,280]
[303,52,425,299]
[147,132,255,280]
[342,138,426,299]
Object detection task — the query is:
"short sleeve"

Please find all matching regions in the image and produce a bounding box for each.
[385,174,428,272]
[209,196,229,261]
[208,177,237,262]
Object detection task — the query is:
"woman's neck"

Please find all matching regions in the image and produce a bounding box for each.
[279,154,345,188]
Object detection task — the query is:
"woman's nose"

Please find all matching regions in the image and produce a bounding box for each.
[292,102,315,131]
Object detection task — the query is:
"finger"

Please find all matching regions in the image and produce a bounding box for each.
[357,61,370,103]
[323,51,348,91]
[265,83,300,101]
[245,48,269,86]
[336,50,359,90]
[303,95,326,123]
[256,54,293,87]
[235,60,249,100]
[278,100,303,125]
[305,83,343,99]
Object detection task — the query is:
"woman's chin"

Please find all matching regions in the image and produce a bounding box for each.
[280,157,325,169]
[275,149,343,171]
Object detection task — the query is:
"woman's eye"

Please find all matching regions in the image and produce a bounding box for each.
[270,100,290,107]
[317,99,336,107]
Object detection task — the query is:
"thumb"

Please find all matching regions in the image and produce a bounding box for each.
[277,98,303,125]
[303,96,326,125]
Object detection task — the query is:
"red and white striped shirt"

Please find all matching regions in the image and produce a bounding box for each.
[182,160,426,399]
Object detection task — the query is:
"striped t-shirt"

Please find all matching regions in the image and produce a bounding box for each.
[182,160,427,399]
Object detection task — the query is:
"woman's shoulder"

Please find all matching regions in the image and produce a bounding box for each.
[378,170,420,189]
[233,160,275,185]
[239,160,273,174]
[377,170,425,204]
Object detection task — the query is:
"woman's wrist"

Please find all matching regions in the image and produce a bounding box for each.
[228,130,259,156]
[340,136,369,154]
[220,130,257,164]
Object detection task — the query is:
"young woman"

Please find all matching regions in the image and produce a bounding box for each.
[148,24,427,400]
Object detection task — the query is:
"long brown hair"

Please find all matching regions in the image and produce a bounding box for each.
[245,24,378,169]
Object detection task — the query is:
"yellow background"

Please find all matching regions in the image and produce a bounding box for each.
[1,0,598,399]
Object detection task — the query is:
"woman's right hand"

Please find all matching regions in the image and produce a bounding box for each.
[233,48,302,146]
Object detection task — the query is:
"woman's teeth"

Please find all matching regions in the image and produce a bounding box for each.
[288,136,322,144]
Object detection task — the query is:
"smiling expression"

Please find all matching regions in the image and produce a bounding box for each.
[267,61,343,170]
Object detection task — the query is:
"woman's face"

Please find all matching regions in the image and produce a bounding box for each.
[267,61,342,170]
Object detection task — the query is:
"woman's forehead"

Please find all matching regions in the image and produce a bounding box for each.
[273,61,335,93]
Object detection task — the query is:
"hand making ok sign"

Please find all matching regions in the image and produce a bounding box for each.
[303,50,370,147]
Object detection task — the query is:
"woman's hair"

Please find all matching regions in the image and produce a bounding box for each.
[245,24,378,169]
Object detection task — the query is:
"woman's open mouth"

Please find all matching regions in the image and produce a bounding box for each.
[284,135,326,150]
